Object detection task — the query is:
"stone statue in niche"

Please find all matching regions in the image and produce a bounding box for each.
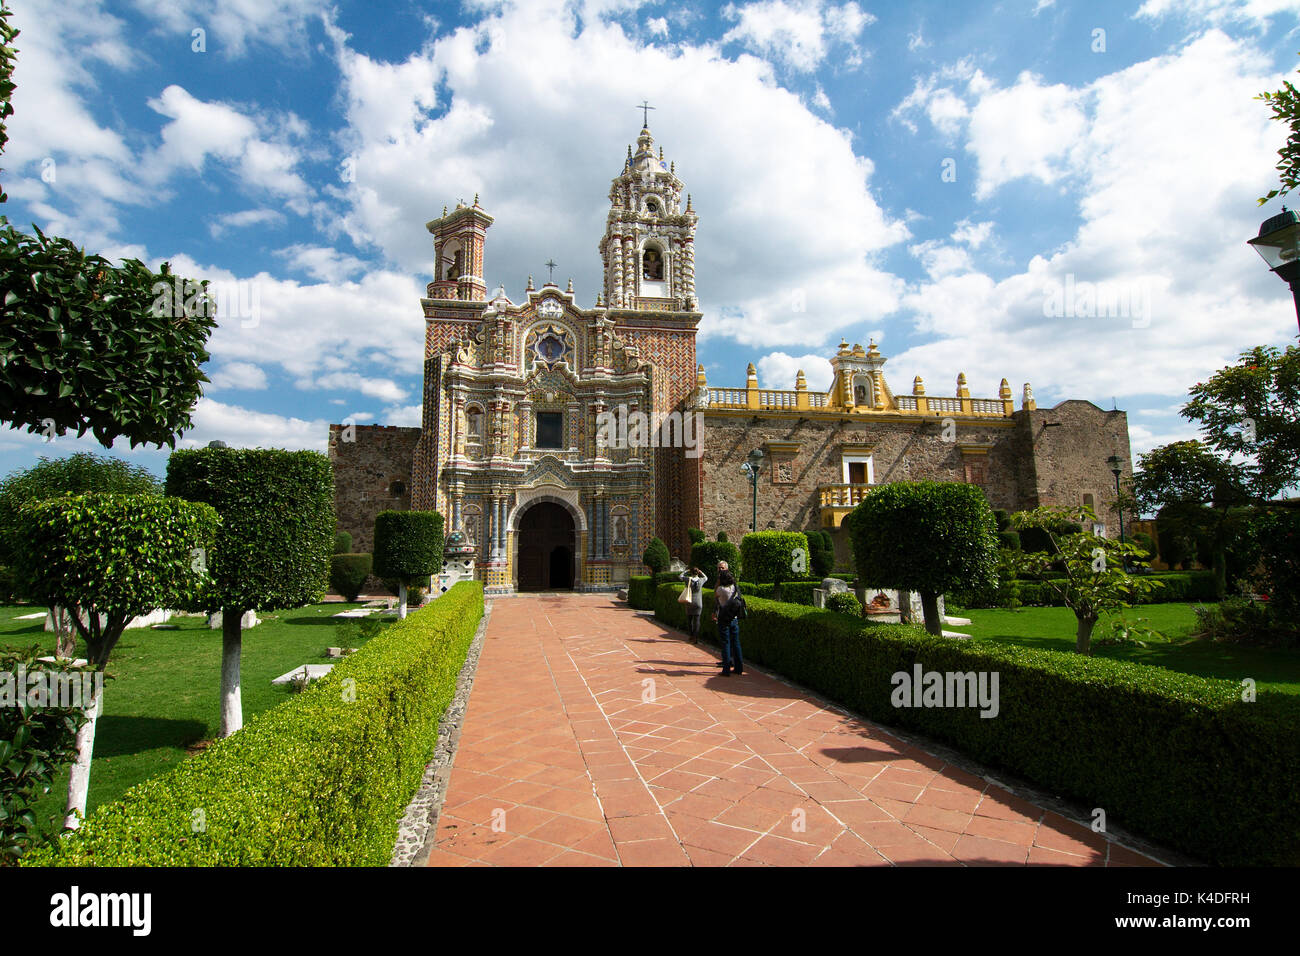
[855,384,868,405]
[613,516,627,545]
[642,247,663,281]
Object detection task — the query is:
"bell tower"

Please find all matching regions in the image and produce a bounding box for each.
[427,195,493,301]
[600,125,698,311]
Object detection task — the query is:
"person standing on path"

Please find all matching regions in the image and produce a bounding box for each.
[711,569,744,677]
[679,566,707,642]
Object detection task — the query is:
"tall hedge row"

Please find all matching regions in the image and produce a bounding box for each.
[24,581,485,867]
[652,582,1300,866]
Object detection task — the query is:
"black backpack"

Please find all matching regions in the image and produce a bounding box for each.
[723,589,747,622]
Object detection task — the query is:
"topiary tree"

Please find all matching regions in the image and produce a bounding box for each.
[716,530,729,543]
[330,553,372,602]
[687,527,705,545]
[372,510,443,619]
[740,531,810,584]
[11,492,218,826]
[333,530,353,554]
[642,537,670,574]
[0,452,161,656]
[997,530,1021,551]
[846,481,998,635]
[166,447,334,738]
[690,540,741,587]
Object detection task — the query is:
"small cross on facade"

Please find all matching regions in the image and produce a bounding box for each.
[637,100,655,127]
[545,259,558,282]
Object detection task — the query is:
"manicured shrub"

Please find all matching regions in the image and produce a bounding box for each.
[330,553,373,602]
[687,527,705,545]
[993,509,1011,532]
[373,510,444,618]
[24,582,484,867]
[334,530,353,554]
[847,481,998,635]
[642,537,671,574]
[627,575,656,609]
[716,531,729,543]
[651,583,1300,865]
[690,540,741,587]
[998,530,1021,551]
[740,531,810,583]
[166,447,335,738]
[826,591,862,616]
[808,530,834,577]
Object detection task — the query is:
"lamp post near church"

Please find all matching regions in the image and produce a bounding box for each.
[1247,206,1300,334]
[1106,454,1126,544]
[740,448,764,533]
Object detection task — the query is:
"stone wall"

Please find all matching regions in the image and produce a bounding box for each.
[1021,400,1132,535]
[328,424,422,553]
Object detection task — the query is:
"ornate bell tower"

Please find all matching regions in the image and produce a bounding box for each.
[427,195,493,301]
[600,125,698,311]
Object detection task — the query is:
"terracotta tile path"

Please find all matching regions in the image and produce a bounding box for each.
[426,594,1162,867]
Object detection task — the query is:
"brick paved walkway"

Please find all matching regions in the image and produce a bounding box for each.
[426,594,1161,867]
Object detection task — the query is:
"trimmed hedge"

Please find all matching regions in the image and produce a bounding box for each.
[23,581,485,866]
[690,540,741,586]
[334,530,353,554]
[652,582,1300,865]
[740,531,810,583]
[642,537,670,573]
[330,553,372,602]
[373,510,443,584]
[628,575,656,609]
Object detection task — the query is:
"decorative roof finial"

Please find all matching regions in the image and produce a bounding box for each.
[526,274,535,291]
[566,276,573,293]
[473,193,480,207]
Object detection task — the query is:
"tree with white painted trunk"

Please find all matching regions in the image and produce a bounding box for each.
[165,447,335,738]
[10,493,219,828]
[372,511,443,619]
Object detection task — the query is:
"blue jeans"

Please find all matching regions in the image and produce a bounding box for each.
[719,618,743,673]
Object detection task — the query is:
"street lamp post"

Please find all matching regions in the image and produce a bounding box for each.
[740,448,764,533]
[1106,453,1126,545]
[1247,206,1300,334]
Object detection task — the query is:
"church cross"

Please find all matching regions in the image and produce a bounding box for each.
[545,259,558,282]
[636,100,655,127]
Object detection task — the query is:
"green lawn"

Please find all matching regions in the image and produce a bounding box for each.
[0,602,392,825]
[958,603,1300,694]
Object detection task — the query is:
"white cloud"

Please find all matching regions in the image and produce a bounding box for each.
[325,1,907,350]
[381,404,424,427]
[276,244,368,283]
[951,219,993,248]
[179,398,329,452]
[889,31,1298,419]
[209,208,286,238]
[304,373,409,403]
[646,16,669,36]
[129,0,329,58]
[757,352,835,390]
[1135,0,1300,28]
[206,361,270,392]
[143,85,313,207]
[721,0,874,73]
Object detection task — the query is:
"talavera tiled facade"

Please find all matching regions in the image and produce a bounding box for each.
[329,124,1132,592]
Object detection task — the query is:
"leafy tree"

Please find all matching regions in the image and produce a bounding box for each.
[166,448,334,738]
[642,537,670,574]
[1181,345,1300,500]
[330,553,372,602]
[0,453,159,655]
[0,7,213,448]
[846,481,998,636]
[1258,58,1300,204]
[1132,440,1253,598]
[372,510,443,619]
[1008,506,1164,654]
[11,493,218,825]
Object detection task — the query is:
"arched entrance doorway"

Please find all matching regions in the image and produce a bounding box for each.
[517,501,575,591]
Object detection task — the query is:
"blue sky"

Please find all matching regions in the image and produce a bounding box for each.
[3,0,1299,480]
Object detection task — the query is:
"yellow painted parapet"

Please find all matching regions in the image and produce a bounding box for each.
[711,342,1016,420]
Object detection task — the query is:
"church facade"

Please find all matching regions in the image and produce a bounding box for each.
[329,124,1132,593]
